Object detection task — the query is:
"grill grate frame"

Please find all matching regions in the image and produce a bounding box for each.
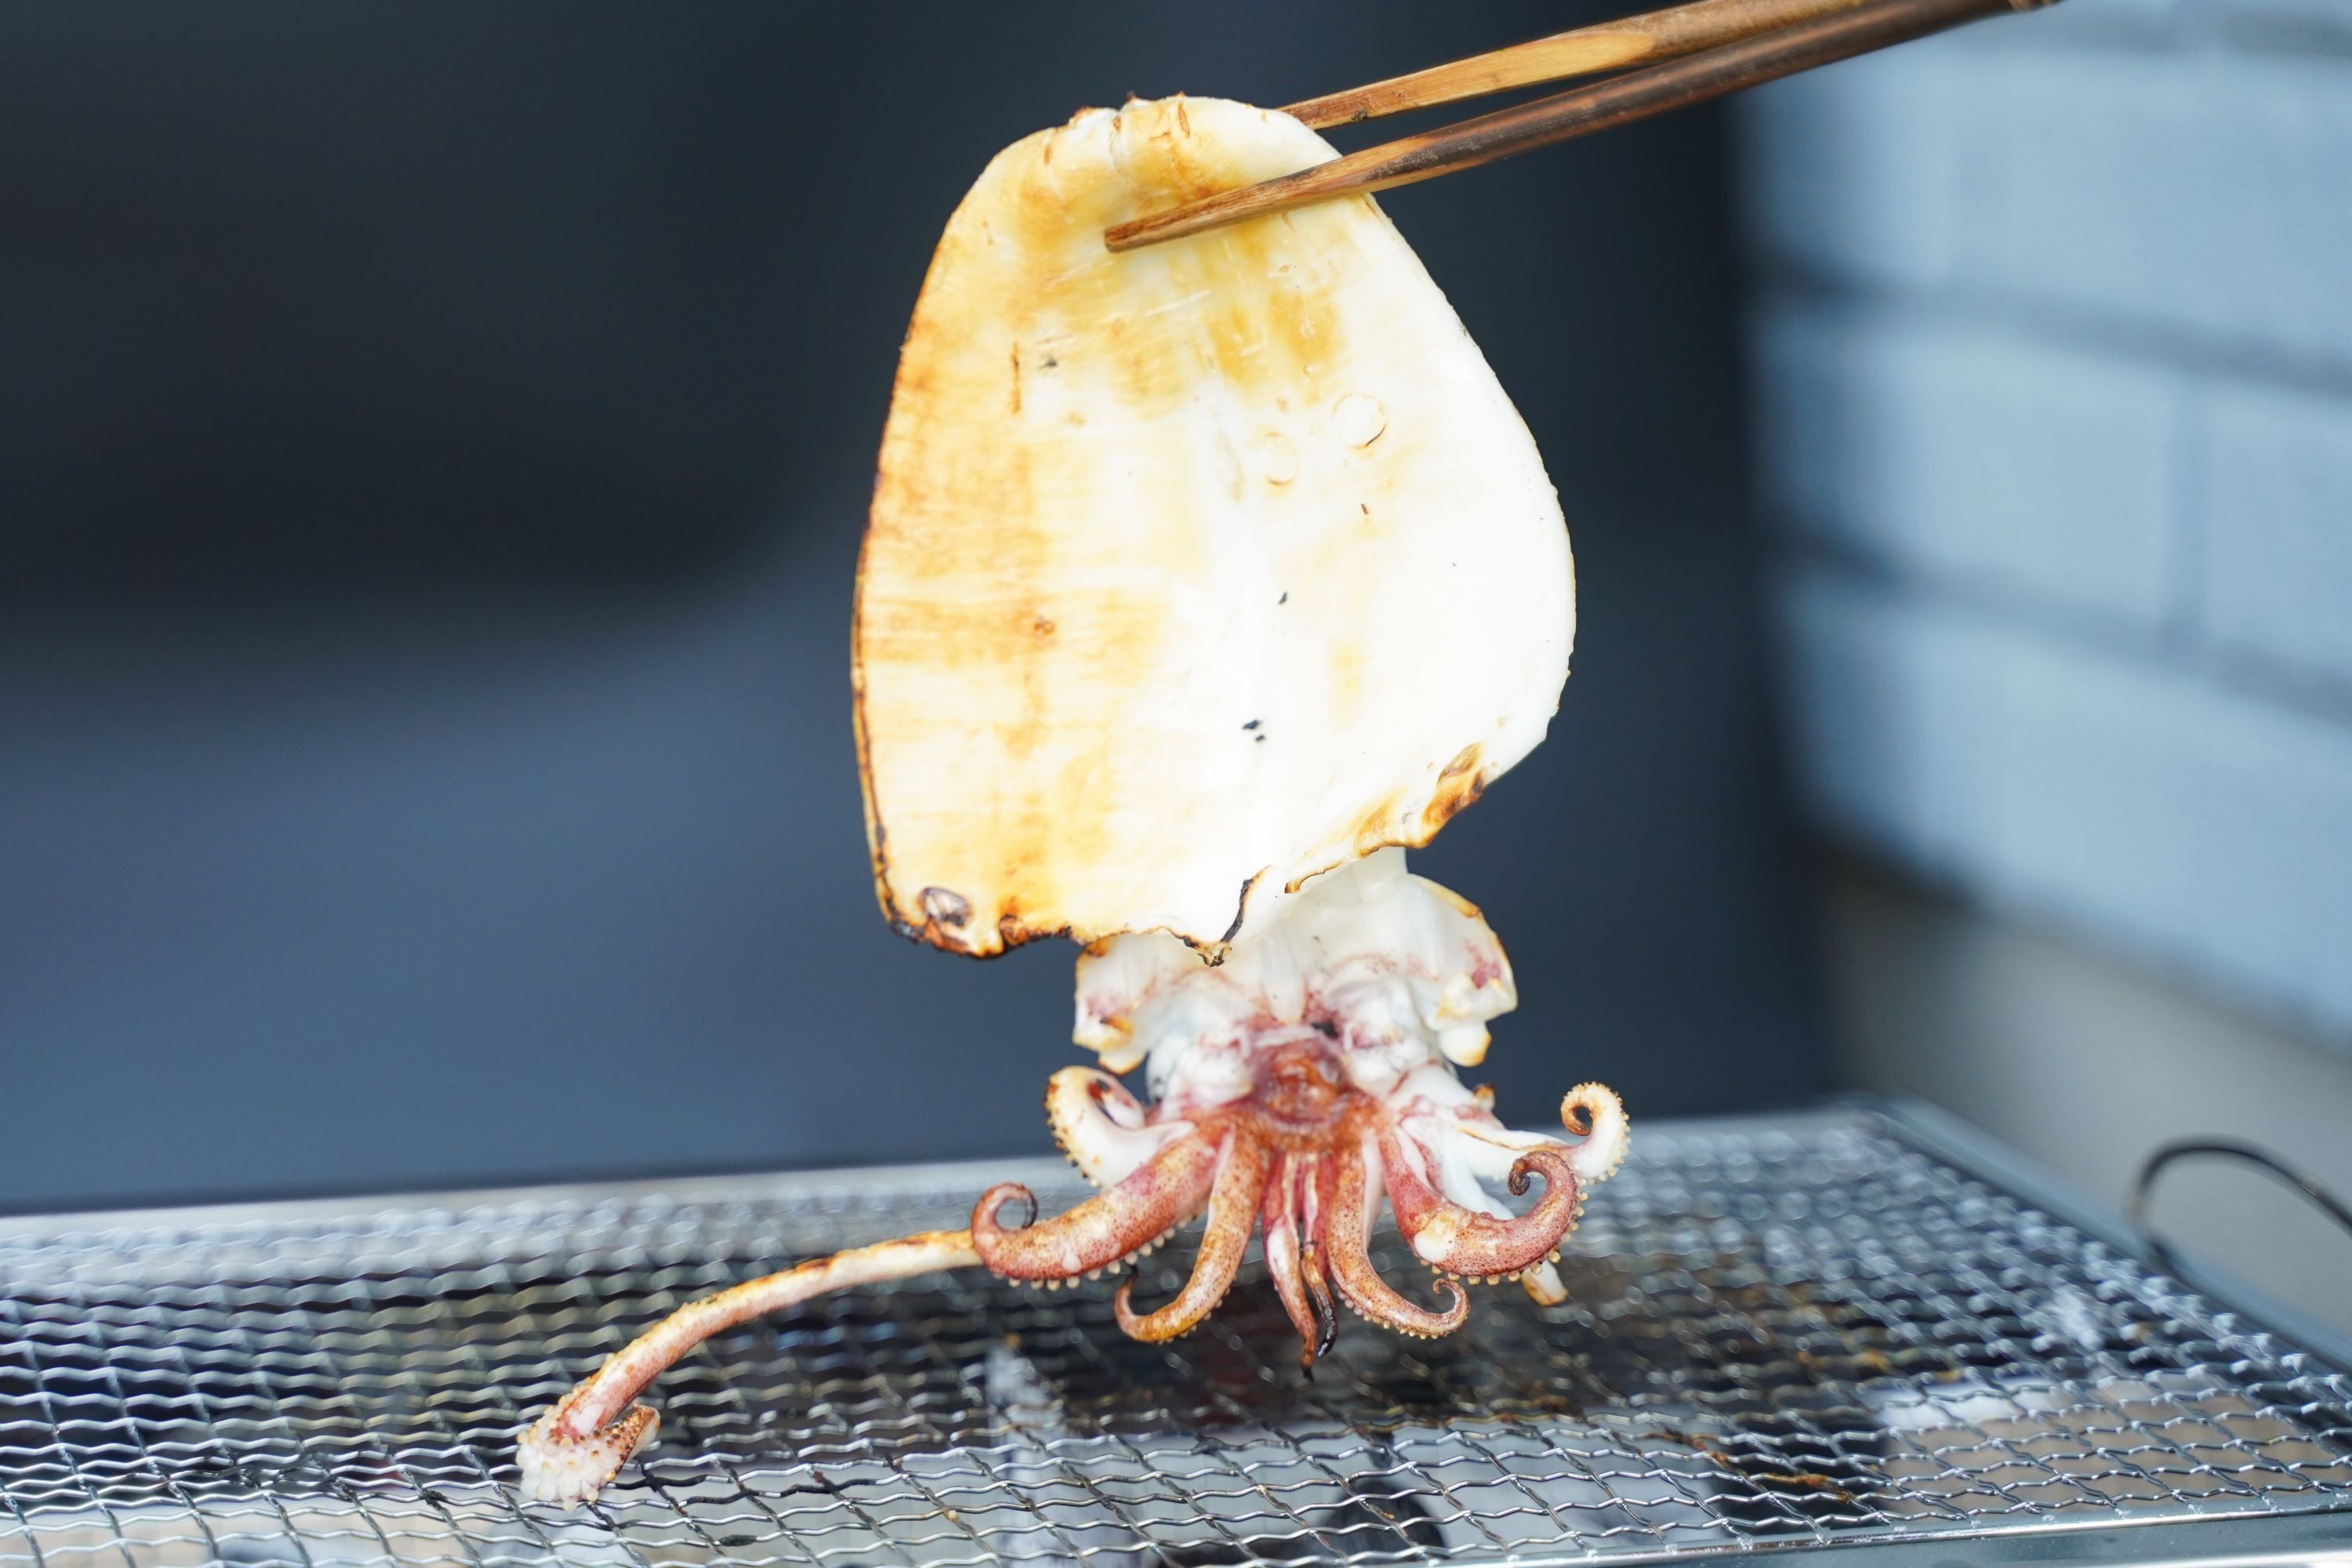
[1,1105,2347,1566]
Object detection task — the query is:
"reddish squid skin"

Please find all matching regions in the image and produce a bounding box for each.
[978,1051,1545,1345]
[1115,1125,1272,1340]
[1296,1157,1339,1359]
[1324,1112,1471,1338]
[971,1120,1224,1279]
[1375,1121,1581,1281]
[1261,1150,1338,1369]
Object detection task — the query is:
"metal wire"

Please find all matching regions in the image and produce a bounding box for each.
[2129,1138,2352,1245]
[1,1109,2347,1567]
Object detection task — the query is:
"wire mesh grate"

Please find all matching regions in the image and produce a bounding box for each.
[1,1109,2347,1566]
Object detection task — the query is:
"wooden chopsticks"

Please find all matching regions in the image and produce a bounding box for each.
[1105,0,2056,253]
[1281,0,1880,129]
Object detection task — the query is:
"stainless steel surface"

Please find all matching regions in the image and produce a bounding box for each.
[2,1104,2346,1566]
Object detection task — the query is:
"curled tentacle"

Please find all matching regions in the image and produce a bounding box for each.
[516,1229,980,1506]
[1047,1065,1181,1188]
[974,1120,1223,1280]
[974,1182,1037,1234]
[1116,1123,1270,1341]
[1377,1115,1581,1282]
[1325,1119,1467,1338]
[1561,1082,1630,1185]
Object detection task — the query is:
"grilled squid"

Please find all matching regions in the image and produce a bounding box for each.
[518,93,1622,1508]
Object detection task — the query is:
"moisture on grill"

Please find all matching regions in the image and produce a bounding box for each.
[1,1112,2347,1566]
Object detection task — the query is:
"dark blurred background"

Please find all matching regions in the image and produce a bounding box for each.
[0,2,1826,1211]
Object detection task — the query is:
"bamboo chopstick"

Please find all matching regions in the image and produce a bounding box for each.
[1106,0,2056,254]
[1282,0,1879,129]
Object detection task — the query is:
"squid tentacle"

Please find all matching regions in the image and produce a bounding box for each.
[973,1118,1224,1280]
[1047,1065,1181,1188]
[1297,1151,1338,1363]
[1561,1082,1631,1185]
[1324,1119,1467,1338]
[517,1229,980,1506]
[1261,1151,1322,1368]
[1116,1123,1270,1341]
[1376,1116,1579,1282]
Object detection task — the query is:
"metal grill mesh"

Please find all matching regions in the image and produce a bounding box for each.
[2,1109,2347,1566]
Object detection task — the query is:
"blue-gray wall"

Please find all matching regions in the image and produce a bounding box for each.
[1743,0,2352,1051]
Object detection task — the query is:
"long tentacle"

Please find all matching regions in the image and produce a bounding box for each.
[974,1120,1222,1281]
[1047,1065,1181,1188]
[1561,1082,1630,1185]
[1375,1115,1579,1283]
[1324,1119,1467,1339]
[1115,1122,1270,1341]
[517,1229,979,1506]
[1261,1150,1321,1368]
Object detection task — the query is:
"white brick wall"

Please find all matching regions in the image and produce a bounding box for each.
[1741,4,2352,1047]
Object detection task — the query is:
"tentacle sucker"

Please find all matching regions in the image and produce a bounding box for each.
[1115,1123,1270,1341]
